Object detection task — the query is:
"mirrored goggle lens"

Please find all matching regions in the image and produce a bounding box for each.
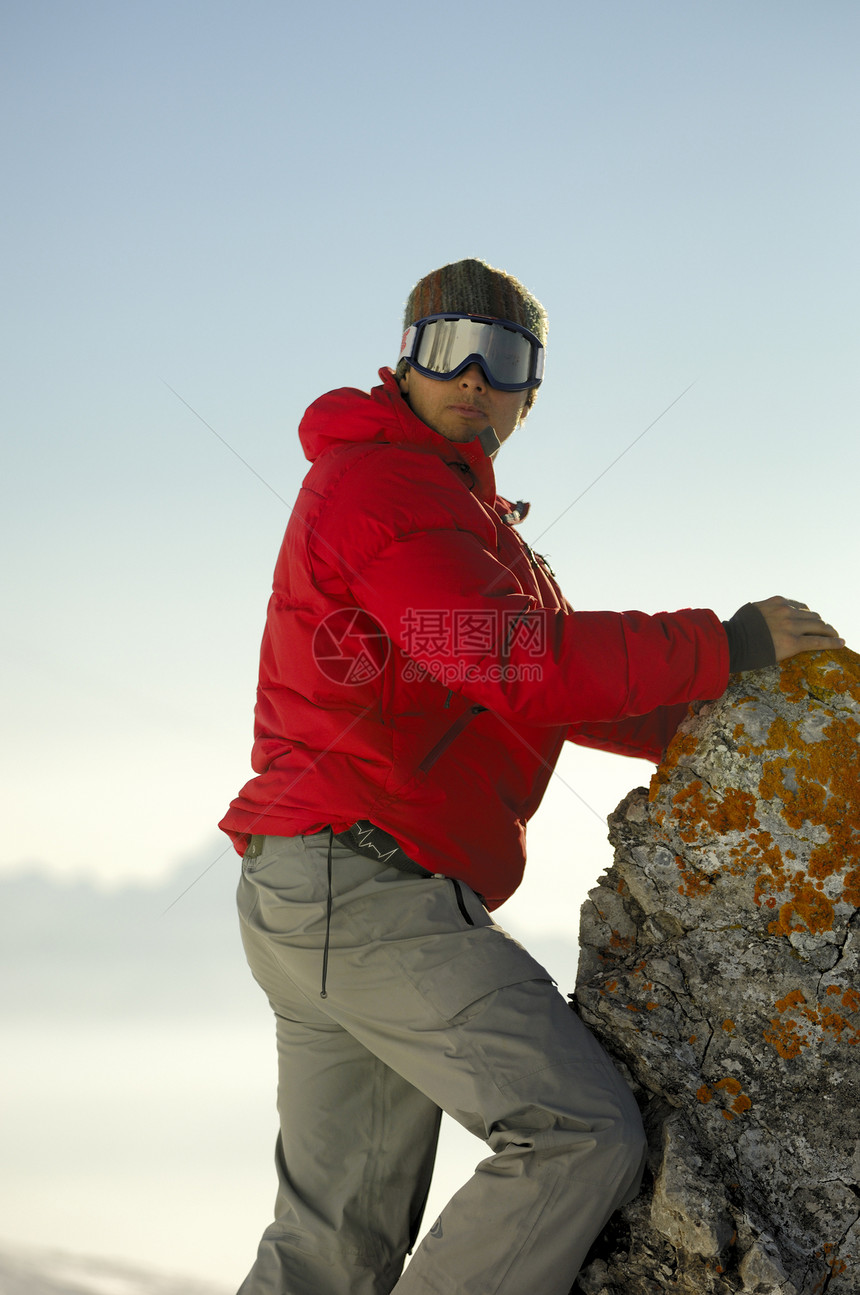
[401,316,544,390]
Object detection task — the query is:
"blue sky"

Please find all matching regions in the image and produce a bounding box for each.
[3,0,858,933]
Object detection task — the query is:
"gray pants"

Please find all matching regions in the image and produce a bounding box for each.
[236,831,645,1295]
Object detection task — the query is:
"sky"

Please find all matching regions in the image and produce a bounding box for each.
[3,0,859,916]
[0,1239,228,1295]
[1,0,858,1279]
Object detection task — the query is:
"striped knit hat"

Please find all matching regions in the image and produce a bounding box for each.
[399,258,547,409]
[402,257,547,346]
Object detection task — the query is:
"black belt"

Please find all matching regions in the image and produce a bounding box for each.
[334,820,433,878]
[244,822,431,878]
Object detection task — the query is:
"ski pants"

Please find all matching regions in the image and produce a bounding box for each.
[235,830,645,1295]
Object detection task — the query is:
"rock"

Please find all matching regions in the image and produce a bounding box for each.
[573,649,860,1295]
[650,1115,734,1258]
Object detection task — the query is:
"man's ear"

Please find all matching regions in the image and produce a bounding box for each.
[397,365,410,395]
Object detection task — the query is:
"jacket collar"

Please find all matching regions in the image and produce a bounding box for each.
[299,367,498,505]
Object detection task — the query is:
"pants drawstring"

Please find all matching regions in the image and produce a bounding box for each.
[320,826,334,998]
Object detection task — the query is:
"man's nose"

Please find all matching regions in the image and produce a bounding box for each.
[458,362,487,388]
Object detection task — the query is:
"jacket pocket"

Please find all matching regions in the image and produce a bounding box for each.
[418,704,486,774]
[450,878,476,926]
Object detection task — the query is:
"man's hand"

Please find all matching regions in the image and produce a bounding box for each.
[754,596,845,663]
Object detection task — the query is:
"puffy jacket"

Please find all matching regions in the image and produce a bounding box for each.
[219,368,729,908]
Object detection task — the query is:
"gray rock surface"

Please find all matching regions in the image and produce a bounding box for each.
[573,648,860,1294]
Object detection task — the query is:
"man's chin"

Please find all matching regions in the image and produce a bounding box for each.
[428,423,475,443]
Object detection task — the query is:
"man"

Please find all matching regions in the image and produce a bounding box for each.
[220,258,842,1295]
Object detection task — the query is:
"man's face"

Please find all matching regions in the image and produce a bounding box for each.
[398,362,528,447]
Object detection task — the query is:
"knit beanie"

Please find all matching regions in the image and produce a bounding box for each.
[402,257,547,345]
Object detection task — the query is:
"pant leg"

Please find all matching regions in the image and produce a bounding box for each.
[237,842,442,1295]
[390,978,645,1295]
[238,832,646,1295]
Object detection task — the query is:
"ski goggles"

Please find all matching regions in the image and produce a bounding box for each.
[398,314,545,392]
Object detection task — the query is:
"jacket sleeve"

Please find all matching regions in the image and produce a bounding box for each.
[309,447,730,727]
[567,702,691,763]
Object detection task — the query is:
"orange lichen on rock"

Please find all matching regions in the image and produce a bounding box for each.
[731,715,762,760]
[764,985,860,1059]
[734,829,786,887]
[768,882,836,938]
[763,1016,807,1060]
[841,987,860,1013]
[765,991,809,1059]
[675,855,713,898]
[670,782,759,844]
[844,866,860,908]
[813,1001,859,1047]
[779,650,860,706]
[700,1077,753,1121]
[649,725,700,799]
[759,711,860,838]
[775,989,806,1013]
[755,658,858,940]
[813,1243,849,1290]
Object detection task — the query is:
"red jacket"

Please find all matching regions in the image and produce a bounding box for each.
[220,369,729,908]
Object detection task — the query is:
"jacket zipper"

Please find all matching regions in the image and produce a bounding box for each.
[418,704,486,774]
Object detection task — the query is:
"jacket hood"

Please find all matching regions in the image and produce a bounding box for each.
[298,367,498,502]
